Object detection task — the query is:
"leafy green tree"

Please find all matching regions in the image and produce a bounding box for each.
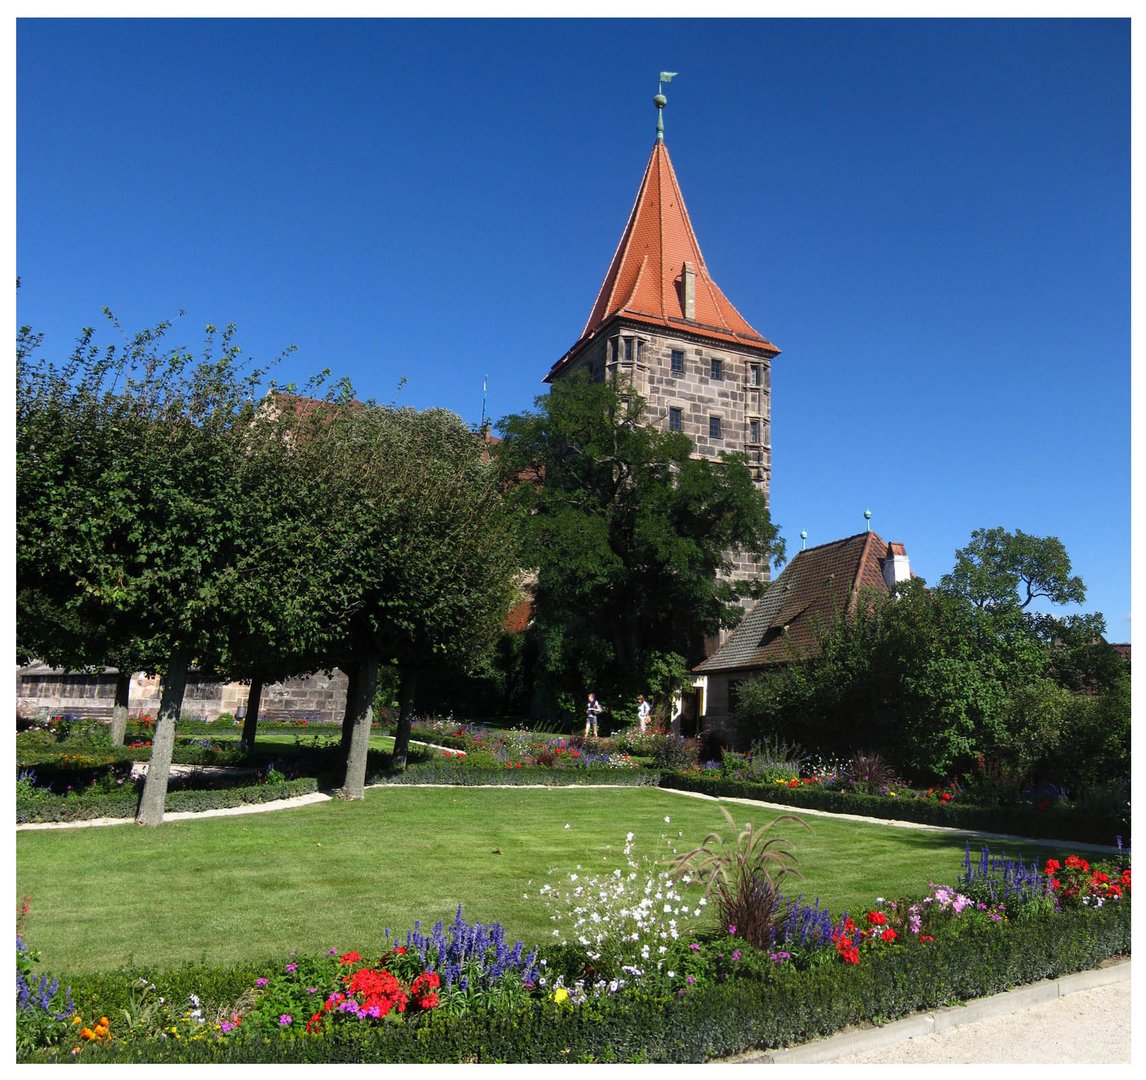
[940,526,1086,611]
[284,400,519,795]
[17,311,295,824]
[734,580,1049,780]
[495,373,782,713]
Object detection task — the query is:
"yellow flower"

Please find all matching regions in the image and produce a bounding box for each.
[80,1028,94,1040]
[73,1016,83,1025]
[98,1017,109,1027]
[552,987,569,1004]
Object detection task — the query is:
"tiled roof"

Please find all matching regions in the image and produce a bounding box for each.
[547,141,778,381]
[695,532,899,674]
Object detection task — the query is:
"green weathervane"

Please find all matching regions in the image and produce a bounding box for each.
[655,71,678,142]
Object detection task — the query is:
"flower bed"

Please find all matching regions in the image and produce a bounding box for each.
[17,837,1131,1063]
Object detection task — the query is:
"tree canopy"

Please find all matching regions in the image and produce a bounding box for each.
[495,373,782,713]
[939,526,1086,611]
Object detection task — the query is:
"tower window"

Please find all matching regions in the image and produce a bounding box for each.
[670,349,684,374]
[749,363,762,386]
[669,407,683,432]
[710,357,723,380]
[624,338,635,362]
[709,415,722,439]
[749,418,761,444]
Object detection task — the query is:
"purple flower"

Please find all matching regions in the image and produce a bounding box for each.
[306,987,318,995]
[327,948,338,955]
[220,1021,235,1034]
[728,924,737,936]
[285,962,298,973]
[689,942,701,951]
[278,1014,292,1026]
[731,950,742,961]
[686,975,696,984]
[769,951,791,963]
[256,978,268,988]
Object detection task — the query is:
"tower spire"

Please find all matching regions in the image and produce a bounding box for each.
[655,71,677,142]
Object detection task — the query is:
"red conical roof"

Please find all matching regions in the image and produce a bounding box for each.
[549,141,777,379]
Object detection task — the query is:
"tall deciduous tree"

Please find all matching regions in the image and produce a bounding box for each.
[939,526,1087,611]
[495,373,782,712]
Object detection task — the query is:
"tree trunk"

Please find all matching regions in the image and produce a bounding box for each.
[338,664,360,763]
[109,671,130,747]
[240,677,263,753]
[391,666,418,771]
[337,652,378,800]
[136,649,189,827]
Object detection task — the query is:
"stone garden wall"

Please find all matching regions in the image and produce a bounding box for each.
[16,664,349,725]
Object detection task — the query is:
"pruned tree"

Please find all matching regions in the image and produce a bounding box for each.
[17,310,298,824]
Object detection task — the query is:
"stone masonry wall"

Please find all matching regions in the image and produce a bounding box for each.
[16,666,349,725]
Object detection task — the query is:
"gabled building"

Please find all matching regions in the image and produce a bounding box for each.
[546,88,779,590]
[692,531,912,723]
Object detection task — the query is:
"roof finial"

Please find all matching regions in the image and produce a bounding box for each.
[864,509,872,532]
[800,529,808,550]
[655,71,678,142]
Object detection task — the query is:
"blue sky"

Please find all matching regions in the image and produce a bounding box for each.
[15,17,1131,636]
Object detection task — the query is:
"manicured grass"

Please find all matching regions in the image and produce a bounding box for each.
[16,786,1066,977]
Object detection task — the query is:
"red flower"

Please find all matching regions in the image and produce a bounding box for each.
[306,1011,323,1033]
[919,935,935,943]
[392,946,407,956]
[788,778,799,788]
[1048,878,1061,891]
[1044,859,1061,875]
[1109,884,1123,898]
[836,938,860,964]
[1065,856,1090,872]
[866,911,888,926]
[339,951,363,966]
[939,792,951,803]
[882,927,897,942]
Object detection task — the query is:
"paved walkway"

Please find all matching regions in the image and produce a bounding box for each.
[722,959,1132,1064]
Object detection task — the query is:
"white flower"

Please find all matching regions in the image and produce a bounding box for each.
[564,823,570,829]
[664,816,671,823]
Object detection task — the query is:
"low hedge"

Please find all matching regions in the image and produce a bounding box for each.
[16,777,319,824]
[660,772,1128,847]
[23,902,1130,1063]
[375,760,660,787]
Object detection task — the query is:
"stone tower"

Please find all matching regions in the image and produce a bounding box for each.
[545,86,780,592]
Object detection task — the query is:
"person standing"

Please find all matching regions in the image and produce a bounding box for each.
[636,694,651,734]
[585,692,603,737]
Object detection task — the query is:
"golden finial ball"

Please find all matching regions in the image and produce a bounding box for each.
[654,93,667,107]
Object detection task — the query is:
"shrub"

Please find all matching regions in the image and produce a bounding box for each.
[648,734,698,771]
[844,750,897,794]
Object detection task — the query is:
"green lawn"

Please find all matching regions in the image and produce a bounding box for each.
[16,786,1063,977]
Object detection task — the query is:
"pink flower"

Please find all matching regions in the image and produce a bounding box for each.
[728,924,737,936]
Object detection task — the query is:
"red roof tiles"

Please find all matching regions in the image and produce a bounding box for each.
[695,532,906,674]
[548,141,778,380]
